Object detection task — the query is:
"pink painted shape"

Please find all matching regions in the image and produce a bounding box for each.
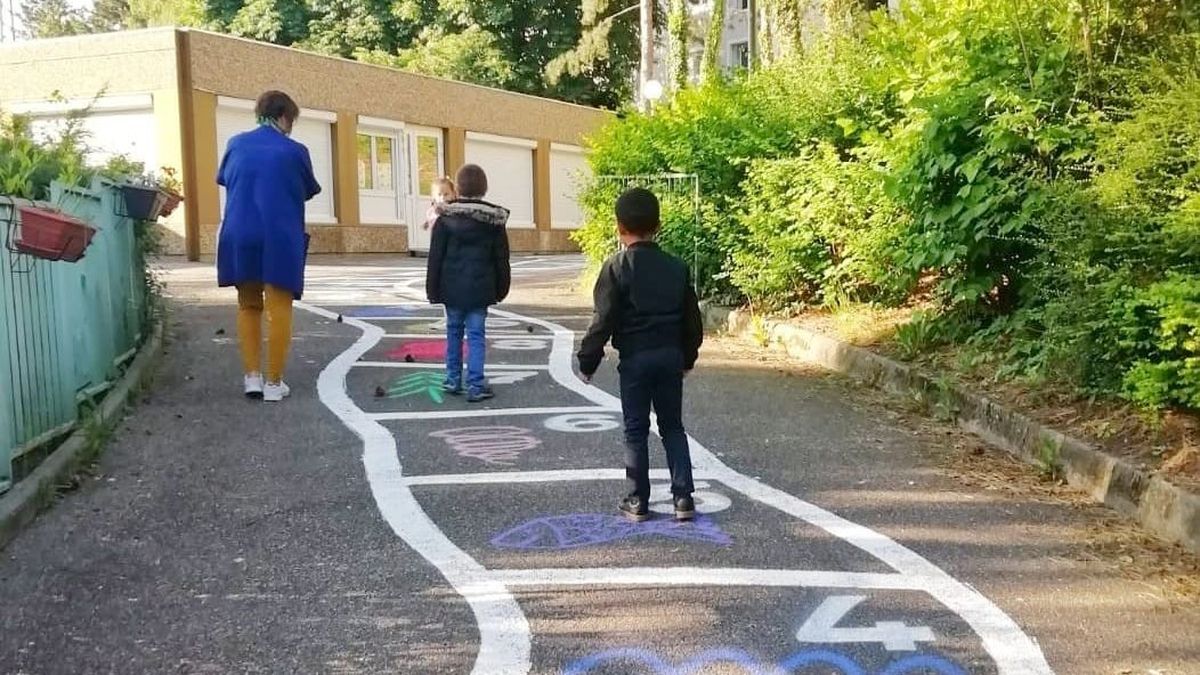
[386,339,462,362]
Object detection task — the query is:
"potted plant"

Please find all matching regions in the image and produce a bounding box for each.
[119,176,166,221]
[156,166,184,217]
[15,204,96,262]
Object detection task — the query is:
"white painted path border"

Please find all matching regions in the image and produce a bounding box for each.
[297,269,1054,675]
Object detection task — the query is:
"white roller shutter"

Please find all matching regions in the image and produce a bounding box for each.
[16,95,158,172]
[550,143,588,230]
[216,97,335,223]
[465,132,535,229]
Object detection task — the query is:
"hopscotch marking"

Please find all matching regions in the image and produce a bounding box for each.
[796,595,936,652]
[544,413,621,433]
[298,272,1053,675]
[353,362,550,371]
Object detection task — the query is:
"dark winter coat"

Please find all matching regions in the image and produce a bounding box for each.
[577,241,704,377]
[425,199,512,309]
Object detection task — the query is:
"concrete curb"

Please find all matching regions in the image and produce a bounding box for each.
[703,304,1200,555]
[0,320,165,551]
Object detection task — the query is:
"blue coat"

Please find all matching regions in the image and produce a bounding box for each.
[216,126,321,299]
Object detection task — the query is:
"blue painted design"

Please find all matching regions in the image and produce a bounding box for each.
[561,649,969,675]
[489,513,732,550]
[879,654,968,675]
[778,649,867,674]
[347,306,416,318]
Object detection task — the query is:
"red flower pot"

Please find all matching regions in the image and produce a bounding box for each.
[159,190,183,217]
[15,206,96,262]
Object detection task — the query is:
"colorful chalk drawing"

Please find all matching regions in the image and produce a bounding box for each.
[561,648,967,675]
[386,339,458,362]
[387,372,448,403]
[490,513,732,550]
[431,426,542,465]
[544,413,622,433]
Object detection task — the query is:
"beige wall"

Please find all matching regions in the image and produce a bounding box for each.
[185,31,609,146]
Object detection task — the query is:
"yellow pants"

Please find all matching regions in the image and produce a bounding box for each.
[237,283,293,382]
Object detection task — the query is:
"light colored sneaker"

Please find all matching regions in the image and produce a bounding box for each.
[244,373,264,399]
[263,380,291,402]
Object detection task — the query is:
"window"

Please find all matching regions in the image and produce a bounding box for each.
[731,41,750,69]
[736,0,749,9]
[416,136,441,198]
[356,132,396,193]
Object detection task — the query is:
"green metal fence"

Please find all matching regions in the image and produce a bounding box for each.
[0,178,148,493]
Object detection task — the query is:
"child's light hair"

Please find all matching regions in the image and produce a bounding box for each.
[432,176,457,194]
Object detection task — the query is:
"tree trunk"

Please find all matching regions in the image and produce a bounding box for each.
[668,0,689,91]
[702,0,725,83]
[639,0,655,110]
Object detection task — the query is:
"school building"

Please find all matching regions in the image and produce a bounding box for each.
[0,28,610,259]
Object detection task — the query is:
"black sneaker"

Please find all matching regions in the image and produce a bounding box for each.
[674,495,696,521]
[442,381,463,396]
[619,496,650,522]
[466,386,494,403]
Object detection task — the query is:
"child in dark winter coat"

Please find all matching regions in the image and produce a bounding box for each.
[577,188,704,522]
[425,164,512,402]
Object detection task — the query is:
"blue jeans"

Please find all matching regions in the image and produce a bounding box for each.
[445,307,487,392]
[618,346,694,502]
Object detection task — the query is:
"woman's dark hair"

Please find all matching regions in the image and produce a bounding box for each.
[456,164,488,199]
[255,90,300,124]
[615,187,660,236]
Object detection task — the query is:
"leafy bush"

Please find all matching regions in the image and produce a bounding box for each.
[729,143,911,311]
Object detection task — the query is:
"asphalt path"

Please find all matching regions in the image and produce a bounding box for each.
[0,255,1196,675]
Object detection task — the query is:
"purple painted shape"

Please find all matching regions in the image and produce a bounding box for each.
[490,513,732,550]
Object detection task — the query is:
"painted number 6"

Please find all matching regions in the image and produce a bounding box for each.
[544,414,621,433]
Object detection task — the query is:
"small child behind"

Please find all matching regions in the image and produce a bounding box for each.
[423,177,457,230]
[425,164,512,402]
[577,188,704,522]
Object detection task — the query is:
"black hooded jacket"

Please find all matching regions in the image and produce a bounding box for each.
[425,199,512,309]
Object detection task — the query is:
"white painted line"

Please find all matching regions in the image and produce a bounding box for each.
[297,300,531,674]
[488,568,923,591]
[353,362,550,371]
[371,406,616,422]
[404,468,715,486]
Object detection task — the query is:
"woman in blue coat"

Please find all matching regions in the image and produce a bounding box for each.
[216,90,321,402]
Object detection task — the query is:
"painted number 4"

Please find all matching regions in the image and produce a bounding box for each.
[796,596,936,652]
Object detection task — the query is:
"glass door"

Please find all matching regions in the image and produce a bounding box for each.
[407,126,445,253]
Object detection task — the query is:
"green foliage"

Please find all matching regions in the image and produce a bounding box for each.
[729,144,910,310]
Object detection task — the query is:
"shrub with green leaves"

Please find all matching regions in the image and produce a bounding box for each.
[730,143,911,310]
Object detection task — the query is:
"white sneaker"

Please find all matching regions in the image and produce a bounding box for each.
[263,380,291,402]
[244,373,264,399]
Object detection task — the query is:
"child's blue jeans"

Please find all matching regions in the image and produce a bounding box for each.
[445,306,487,392]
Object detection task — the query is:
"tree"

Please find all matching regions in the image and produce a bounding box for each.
[125,0,206,28]
[667,0,689,90]
[357,25,514,89]
[701,0,724,81]
[20,0,88,37]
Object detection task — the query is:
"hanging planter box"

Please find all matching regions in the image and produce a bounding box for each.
[15,206,96,262]
[159,189,184,218]
[119,183,166,221]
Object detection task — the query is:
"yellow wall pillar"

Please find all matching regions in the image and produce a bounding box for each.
[188,90,220,260]
[445,127,466,178]
[533,139,552,230]
[333,111,359,228]
[152,86,186,254]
